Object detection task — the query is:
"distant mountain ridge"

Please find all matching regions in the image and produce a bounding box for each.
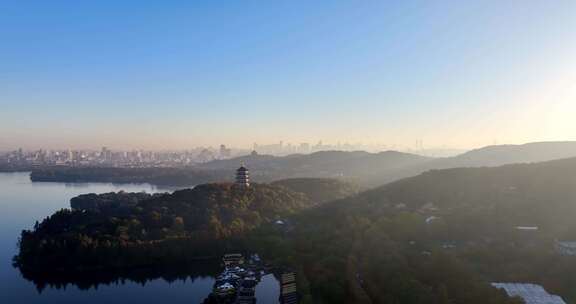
[196,141,576,187]
[197,150,432,185]
[446,141,576,167]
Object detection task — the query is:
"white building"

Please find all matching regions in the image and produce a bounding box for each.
[515,226,539,231]
[492,283,566,304]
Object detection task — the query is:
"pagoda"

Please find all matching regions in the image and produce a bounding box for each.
[235,163,250,188]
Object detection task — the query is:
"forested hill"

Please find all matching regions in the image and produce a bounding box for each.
[271,178,361,203]
[351,156,576,237]
[259,157,576,303]
[16,178,357,270]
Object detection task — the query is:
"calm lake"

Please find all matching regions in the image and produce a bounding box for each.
[0,172,279,304]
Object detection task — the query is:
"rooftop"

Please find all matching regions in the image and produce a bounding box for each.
[492,283,566,304]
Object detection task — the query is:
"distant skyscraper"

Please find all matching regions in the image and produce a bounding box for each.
[235,164,250,188]
[67,149,74,162]
[299,143,310,154]
[101,146,112,162]
[198,148,215,163]
[219,144,231,159]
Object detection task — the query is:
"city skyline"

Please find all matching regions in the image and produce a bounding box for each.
[0,141,463,169]
[2,1,576,150]
[0,140,465,155]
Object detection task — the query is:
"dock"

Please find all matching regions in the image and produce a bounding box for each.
[204,254,265,304]
[279,272,298,304]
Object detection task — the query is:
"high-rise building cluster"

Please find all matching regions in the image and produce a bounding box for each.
[0,146,238,168]
[251,141,390,155]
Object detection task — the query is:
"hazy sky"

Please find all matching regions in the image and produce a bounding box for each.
[2,0,576,150]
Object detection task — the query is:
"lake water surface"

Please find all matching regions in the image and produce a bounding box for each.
[0,172,279,304]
